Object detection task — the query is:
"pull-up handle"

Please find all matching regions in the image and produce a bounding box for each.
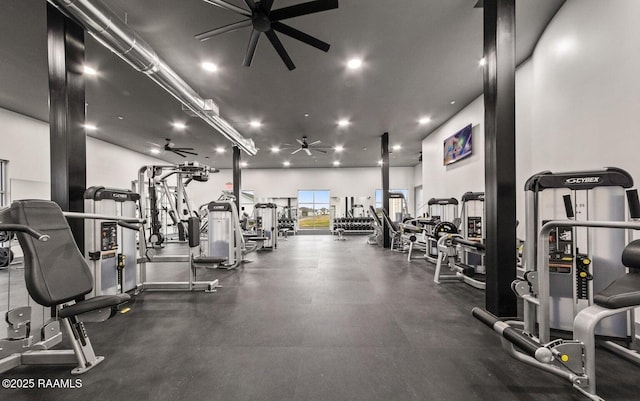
[562,194,574,219]
[627,190,640,219]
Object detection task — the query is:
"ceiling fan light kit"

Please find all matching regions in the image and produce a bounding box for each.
[196,0,339,70]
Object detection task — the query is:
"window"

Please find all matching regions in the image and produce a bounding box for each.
[298,190,330,229]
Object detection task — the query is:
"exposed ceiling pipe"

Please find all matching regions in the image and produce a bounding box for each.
[48,0,257,155]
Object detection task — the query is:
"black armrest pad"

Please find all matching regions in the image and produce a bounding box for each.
[59,294,130,318]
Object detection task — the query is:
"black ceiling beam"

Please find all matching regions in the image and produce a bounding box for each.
[483,0,517,317]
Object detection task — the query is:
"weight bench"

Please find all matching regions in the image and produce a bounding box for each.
[0,200,129,374]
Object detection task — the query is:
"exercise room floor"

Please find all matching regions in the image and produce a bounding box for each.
[1,235,637,400]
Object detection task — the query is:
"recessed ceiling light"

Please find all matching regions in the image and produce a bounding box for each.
[337,119,350,128]
[150,149,161,154]
[556,37,576,55]
[172,121,186,130]
[333,160,340,166]
[249,120,262,128]
[347,58,363,70]
[478,57,487,67]
[334,145,344,152]
[418,116,432,125]
[377,159,383,165]
[393,144,402,151]
[450,101,456,105]
[283,161,291,167]
[117,115,124,120]
[84,124,97,131]
[201,62,218,72]
[215,147,225,154]
[240,161,248,168]
[83,65,97,75]
[271,146,280,153]
[304,113,310,117]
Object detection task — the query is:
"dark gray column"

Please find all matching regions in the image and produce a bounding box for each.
[47,3,86,252]
[233,146,241,213]
[483,0,517,317]
[381,132,390,248]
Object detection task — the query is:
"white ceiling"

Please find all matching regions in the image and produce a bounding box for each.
[0,0,564,169]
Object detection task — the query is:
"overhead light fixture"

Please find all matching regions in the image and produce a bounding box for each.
[83,65,97,75]
[478,57,487,67]
[117,115,124,120]
[337,119,350,128]
[418,116,432,125]
[83,123,97,131]
[201,62,218,72]
[283,161,291,167]
[393,144,402,151]
[333,160,340,166]
[304,113,310,117]
[347,58,363,70]
[215,147,225,154]
[334,145,344,152]
[271,146,280,153]
[249,120,262,128]
[240,161,248,168]
[150,149,161,154]
[450,100,456,105]
[172,121,186,130]
[377,159,383,165]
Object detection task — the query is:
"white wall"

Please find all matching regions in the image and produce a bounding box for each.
[0,108,50,201]
[421,0,640,238]
[187,166,416,215]
[86,137,166,190]
[422,96,485,201]
[0,107,166,202]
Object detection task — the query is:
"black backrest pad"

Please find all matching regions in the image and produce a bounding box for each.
[9,200,93,306]
[622,239,640,270]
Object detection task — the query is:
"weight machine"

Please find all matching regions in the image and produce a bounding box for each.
[474,168,640,400]
[136,163,220,292]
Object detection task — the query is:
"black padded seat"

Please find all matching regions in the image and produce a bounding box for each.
[59,294,130,319]
[594,239,640,309]
[193,256,227,264]
[8,200,131,316]
[455,238,486,251]
[245,236,267,241]
[594,274,640,309]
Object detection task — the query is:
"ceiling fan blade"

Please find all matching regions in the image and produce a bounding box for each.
[309,140,321,146]
[272,22,330,52]
[243,29,261,67]
[296,139,304,145]
[265,30,296,70]
[270,0,338,22]
[179,150,199,156]
[304,148,312,156]
[242,0,257,11]
[260,0,275,13]
[173,151,188,158]
[202,0,252,17]
[195,19,252,41]
[312,148,327,154]
[291,148,303,154]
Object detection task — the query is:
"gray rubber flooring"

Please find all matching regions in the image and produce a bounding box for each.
[1,235,638,400]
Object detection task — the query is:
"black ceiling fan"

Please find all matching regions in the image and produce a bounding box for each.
[195,0,339,70]
[290,136,330,156]
[164,139,198,158]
